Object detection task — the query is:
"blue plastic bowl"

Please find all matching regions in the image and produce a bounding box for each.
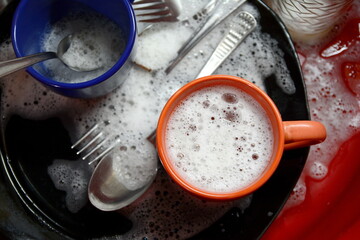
[11,0,136,98]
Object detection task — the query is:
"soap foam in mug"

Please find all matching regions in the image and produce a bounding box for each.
[165,85,274,194]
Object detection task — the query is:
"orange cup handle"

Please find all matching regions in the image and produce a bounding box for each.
[283,121,327,150]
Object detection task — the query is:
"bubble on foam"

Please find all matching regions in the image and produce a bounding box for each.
[47,159,92,213]
[41,11,125,83]
[0,0,296,238]
[111,139,158,191]
[166,85,274,194]
[222,92,239,103]
[308,161,328,180]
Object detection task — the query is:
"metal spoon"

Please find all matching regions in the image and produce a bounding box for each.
[73,123,157,212]
[88,151,158,211]
[0,34,100,78]
[87,131,158,211]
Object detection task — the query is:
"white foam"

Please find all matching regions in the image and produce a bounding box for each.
[165,85,274,193]
[308,161,328,180]
[41,11,125,83]
[111,139,158,191]
[281,0,360,211]
[47,159,92,213]
[284,179,307,208]
[134,25,193,71]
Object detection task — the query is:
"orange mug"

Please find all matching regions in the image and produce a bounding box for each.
[156,75,326,200]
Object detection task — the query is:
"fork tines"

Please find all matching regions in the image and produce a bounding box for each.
[71,123,120,165]
[133,0,180,23]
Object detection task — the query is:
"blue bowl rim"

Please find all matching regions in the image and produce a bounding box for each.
[11,0,137,90]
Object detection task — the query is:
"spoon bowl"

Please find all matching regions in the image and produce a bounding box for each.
[0,34,101,78]
[72,124,158,211]
[88,151,158,211]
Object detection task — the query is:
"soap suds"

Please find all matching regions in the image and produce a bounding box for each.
[41,11,125,83]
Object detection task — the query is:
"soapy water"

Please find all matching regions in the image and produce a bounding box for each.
[165,85,273,193]
[134,3,295,94]
[283,0,360,209]
[285,178,307,209]
[0,0,297,239]
[118,169,253,239]
[48,159,93,213]
[111,138,159,191]
[41,11,125,83]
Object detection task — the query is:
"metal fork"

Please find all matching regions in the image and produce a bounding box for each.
[71,123,120,165]
[133,0,182,23]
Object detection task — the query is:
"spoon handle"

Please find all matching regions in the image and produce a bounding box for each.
[196,11,257,78]
[0,52,57,78]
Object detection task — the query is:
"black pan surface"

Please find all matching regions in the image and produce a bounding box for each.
[0,0,309,239]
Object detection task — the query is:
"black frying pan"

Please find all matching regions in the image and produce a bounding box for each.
[0,0,309,239]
